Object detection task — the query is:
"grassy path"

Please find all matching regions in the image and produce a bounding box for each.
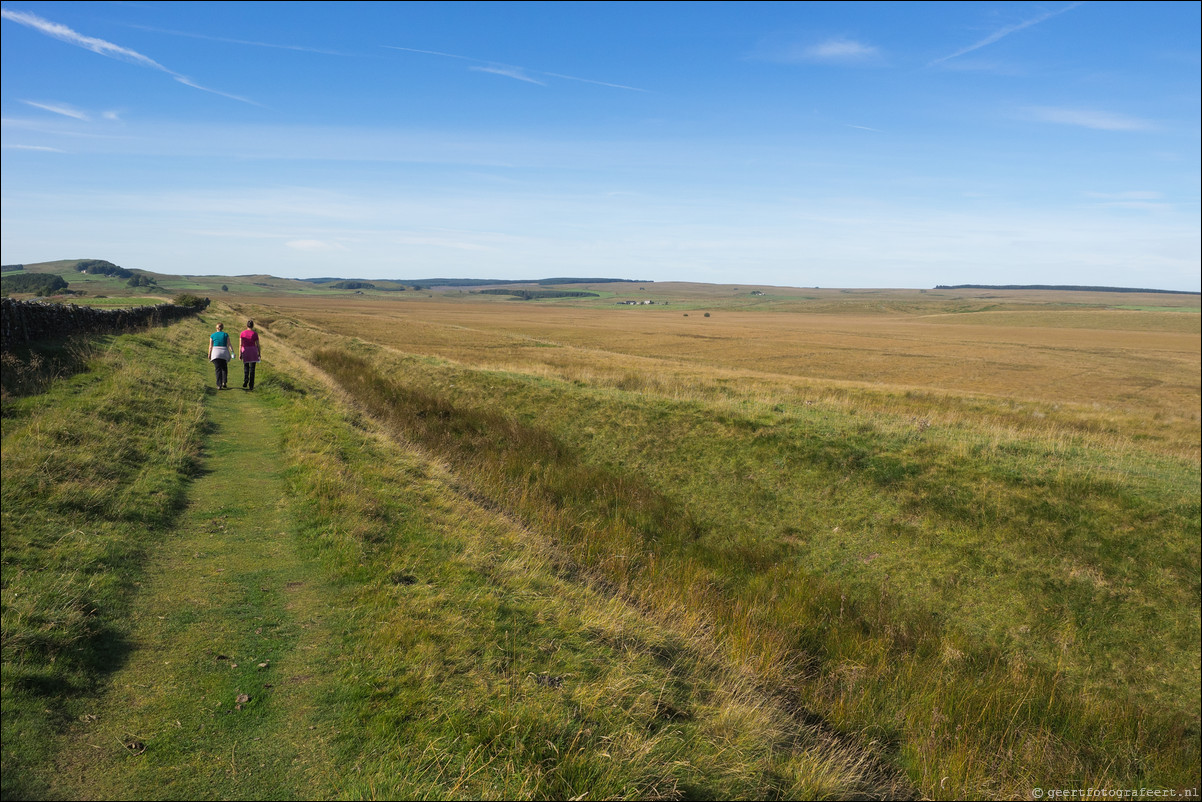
[7,325,903,800]
[48,385,340,800]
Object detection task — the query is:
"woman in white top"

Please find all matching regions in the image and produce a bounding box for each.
[208,323,232,390]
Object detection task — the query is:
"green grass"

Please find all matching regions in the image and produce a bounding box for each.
[4,295,1197,799]
[271,373,901,799]
[0,338,97,398]
[1,326,207,800]
[60,296,171,308]
[4,313,910,799]
[292,330,1199,799]
[37,347,344,800]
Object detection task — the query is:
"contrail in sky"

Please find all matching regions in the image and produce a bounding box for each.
[470,65,547,86]
[384,45,648,92]
[928,2,1083,66]
[127,24,357,57]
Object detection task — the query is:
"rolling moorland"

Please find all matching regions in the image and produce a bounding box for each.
[2,260,1199,800]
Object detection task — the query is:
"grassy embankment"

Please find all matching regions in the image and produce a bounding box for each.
[253,296,1198,800]
[3,312,905,799]
[2,326,207,798]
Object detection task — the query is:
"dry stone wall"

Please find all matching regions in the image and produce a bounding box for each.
[1,297,208,351]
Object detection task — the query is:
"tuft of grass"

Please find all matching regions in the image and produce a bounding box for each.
[0,338,96,399]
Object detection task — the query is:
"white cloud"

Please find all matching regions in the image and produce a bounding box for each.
[803,37,881,64]
[1026,107,1156,132]
[1082,191,1171,212]
[1,8,257,105]
[2,8,168,69]
[7,179,1195,290]
[20,100,89,120]
[1,144,66,152]
[757,36,883,66]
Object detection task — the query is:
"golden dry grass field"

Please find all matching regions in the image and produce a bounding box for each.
[252,285,1200,456]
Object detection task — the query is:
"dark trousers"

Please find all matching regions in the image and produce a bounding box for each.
[213,359,228,388]
[243,361,257,390]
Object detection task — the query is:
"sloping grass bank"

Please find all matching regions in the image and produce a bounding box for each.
[275,351,905,799]
[303,339,1199,800]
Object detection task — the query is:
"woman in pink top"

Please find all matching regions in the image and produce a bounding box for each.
[239,319,261,390]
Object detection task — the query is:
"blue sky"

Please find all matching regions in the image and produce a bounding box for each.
[2,1,1199,290]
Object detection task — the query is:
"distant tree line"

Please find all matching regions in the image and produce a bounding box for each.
[331,280,377,290]
[71,260,158,288]
[76,259,133,279]
[1,264,24,272]
[1,273,68,297]
[935,284,1199,296]
[477,289,600,300]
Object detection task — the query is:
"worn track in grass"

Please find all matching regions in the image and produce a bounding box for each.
[48,383,341,800]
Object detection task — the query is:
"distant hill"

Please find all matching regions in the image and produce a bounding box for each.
[936,284,1199,295]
